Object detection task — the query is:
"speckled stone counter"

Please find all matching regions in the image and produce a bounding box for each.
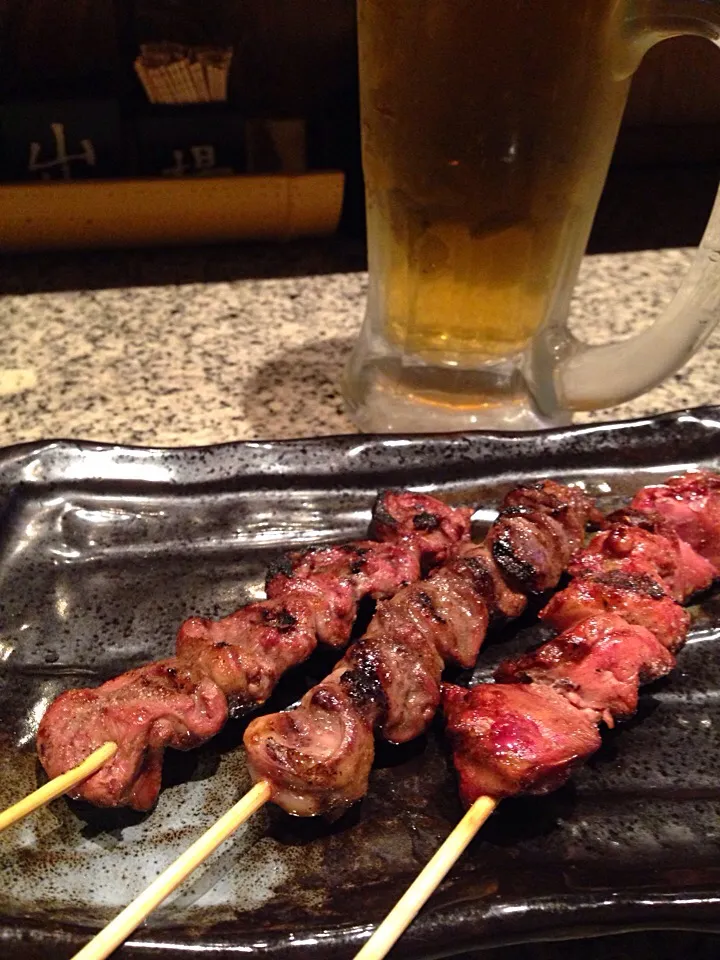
[0,241,716,447]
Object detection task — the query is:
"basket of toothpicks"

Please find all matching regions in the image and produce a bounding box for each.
[134,43,233,105]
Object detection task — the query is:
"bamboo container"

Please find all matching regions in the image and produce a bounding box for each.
[0,172,345,251]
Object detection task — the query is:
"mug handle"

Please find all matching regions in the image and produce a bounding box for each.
[550,2,720,412]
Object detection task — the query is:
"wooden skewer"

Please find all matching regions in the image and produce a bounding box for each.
[0,741,118,833]
[353,796,498,960]
[189,61,210,102]
[133,61,156,104]
[71,779,271,960]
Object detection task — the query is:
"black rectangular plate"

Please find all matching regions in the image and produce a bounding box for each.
[2,407,720,960]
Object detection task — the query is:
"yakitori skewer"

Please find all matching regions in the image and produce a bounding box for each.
[33,490,469,818]
[0,742,116,833]
[71,781,271,960]
[70,479,599,959]
[350,471,720,960]
[6,490,464,833]
[353,795,497,960]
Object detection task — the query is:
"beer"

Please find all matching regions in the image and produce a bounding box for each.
[358,0,633,362]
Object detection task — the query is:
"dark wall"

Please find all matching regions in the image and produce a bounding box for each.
[2,2,720,146]
[0,0,358,116]
[0,0,121,97]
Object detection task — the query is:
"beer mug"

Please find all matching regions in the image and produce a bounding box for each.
[343,0,720,432]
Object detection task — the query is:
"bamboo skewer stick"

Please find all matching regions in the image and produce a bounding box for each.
[133,61,158,104]
[159,65,180,103]
[169,60,195,103]
[189,61,211,102]
[0,742,118,833]
[70,779,272,960]
[352,796,498,960]
[65,779,489,960]
[149,65,174,104]
[135,43,232,104]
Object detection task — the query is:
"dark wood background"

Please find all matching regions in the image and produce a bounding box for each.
[0,0,358,115]
[1,1,719,135]
[0,0,718,249]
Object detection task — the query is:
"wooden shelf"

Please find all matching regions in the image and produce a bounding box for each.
[0,171,344,251]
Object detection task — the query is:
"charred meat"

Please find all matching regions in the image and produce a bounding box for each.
[244,481,599,816]
[443,472,720,807]
[443,682,601,803]
[37,491,471,810]
[568,521,715,601]
[370,490,473,566]
[496,613,674,726]
[540,572,690,653]
[37,660,227,811]
[631,471,720,568]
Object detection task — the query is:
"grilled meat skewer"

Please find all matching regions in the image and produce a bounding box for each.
[443,470,720,806]
[244,481,600,816]
[37,492,472,811]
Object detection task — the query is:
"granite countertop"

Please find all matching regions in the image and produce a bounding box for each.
[0,241,717,447]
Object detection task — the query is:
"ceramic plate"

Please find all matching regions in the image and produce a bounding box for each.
[2,407,720,959]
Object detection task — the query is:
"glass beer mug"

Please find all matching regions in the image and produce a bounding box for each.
[343,0,720,432]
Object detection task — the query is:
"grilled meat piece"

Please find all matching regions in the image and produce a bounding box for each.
[370,491,473,565]
[442,682,601,803]
[568,522,715,601]
[245,481,600,815]
[600,507,715,591]
[339,632,443,742]
[37,660,227,811]
[175,597,317,714]
[264,540,422,649]
[488,480,600,594]
[179,541,424,712]
[602,506,674,536]
[263,571,357,648]
[496,614,675,726]
[488,508,570,593]
[632,471,720,569]
[244,540,506,813]
[366,568,490,670]
[450,544,526,620]
[266,540,422,606]
[502,479,604,541]
[541,571,690,653]
[244,674,374,817]
[244,627,444,814]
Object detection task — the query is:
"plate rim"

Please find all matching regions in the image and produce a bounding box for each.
[3,403,720,958]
